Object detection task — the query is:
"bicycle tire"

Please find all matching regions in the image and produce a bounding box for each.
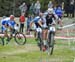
[0,37,4,46]
[37,32,43,51]
[0,32,4,45]
[48,32,55,55]
[1,36,10,45]
[14,32,26,45]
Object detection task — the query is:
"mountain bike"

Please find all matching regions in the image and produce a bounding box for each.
[29,27,43,51]
[0,29,26,45]
[47,24,55,55]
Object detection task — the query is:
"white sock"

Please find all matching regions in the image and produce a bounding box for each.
[43,40,47,45]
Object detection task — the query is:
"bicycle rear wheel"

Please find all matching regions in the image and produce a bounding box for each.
[0,37,4,46]
[37,32,43,51]
[48,32,55,55]
[14,32,26,45]
[1,36,10,45]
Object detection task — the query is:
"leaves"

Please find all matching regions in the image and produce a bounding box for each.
[0,0,70,16]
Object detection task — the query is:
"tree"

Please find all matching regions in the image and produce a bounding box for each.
[0,0,71,16]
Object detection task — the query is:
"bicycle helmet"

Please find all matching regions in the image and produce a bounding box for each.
[10,15,14,20]
[47,8,54,14]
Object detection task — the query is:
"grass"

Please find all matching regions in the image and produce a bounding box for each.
[0,17,75,62]
[0,38,75,62]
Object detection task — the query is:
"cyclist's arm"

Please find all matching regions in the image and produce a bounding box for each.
[52,18,56,25]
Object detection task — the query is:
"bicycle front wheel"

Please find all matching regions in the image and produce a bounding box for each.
[14,32,26,45]
[48,32,55,55]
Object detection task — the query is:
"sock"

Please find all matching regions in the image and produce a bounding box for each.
[43,40,47,45]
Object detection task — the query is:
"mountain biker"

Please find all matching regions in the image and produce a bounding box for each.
[1,15,16,40]
[8,15,16,34]
[30,12,44,39]
[42,8,58,51]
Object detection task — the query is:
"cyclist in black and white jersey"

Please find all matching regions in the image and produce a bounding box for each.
[42,8,58,51]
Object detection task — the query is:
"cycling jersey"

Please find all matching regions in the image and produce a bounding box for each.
[1,18,10,32]
[33,16,40,23]
[46,14,55,26]
[1,18,10,25]
[32,16,42,28]
[8,20,16,28]
[54,7,63,18]
[1,17,15,32]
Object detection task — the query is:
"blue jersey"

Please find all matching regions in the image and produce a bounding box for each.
[33,16,40,23]
[1,18,10,25]
[8,20,16,28]
[55,8,63,16]
[1,17,15,28]
[1,18,10,32]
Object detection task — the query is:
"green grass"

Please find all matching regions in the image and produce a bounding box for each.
[0,38,75,62]
[0,17,75,62]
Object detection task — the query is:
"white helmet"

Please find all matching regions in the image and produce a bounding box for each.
[47,8,53,14]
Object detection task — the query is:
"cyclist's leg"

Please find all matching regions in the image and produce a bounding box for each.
[2,26,9,37]
[34,24,37,40]
[34,30,37,40]
[2,26,10,43]
[41,28,49,51]
[42,23,48,46]
[42,29,48,45]
[9,27,15,39]
[58,16,63,27]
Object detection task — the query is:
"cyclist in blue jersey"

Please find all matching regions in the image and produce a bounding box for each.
[8,15,16,34]
[30,12,44,29]
[1,15,16,40]
[30,12,44,41]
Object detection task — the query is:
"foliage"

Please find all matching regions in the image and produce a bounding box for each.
[0,0,69,17]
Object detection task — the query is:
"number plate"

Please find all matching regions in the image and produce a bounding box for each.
[49,26,55,32]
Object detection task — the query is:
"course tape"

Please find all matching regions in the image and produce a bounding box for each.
[0,34,75,40]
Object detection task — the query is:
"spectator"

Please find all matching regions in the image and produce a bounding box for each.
[48,1,53,8]
[19,2,27,15]
[34,0,41,15]
[26,15,33,35]
[62,2,64,10]
[55,6,63,27]
[69,1,75,17]
[19,13,25,33]
[29,3,34,15]
[64,4,69,17]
